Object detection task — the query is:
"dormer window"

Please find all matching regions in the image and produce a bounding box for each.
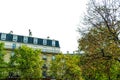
[34,38,38,44]
[13,35,17,42]
[43,39,47,45]
[52,40,56,46]
[23,36,28,43]
[1,33,6,40]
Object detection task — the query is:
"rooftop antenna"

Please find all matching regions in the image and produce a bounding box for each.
[29,29,32,37]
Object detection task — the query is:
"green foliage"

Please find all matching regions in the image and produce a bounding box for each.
[50,53,83,80]
[0,42,8,79]
[80,2,120,74]
[79,27,120,80]
[10,45,43,79]
[0,42,5,62]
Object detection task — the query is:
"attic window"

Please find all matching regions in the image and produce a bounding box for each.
[34,38,38,44]
[23,36,28,43]
[1,33,6,40]
[43,39,47,45]
[52,40,55,46]
[13,35,17,42]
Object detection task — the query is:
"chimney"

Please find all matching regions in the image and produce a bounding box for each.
[9,30,13,34]
[29,29,32,37]
[47,36,50,39]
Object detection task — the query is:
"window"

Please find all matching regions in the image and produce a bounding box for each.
[1,33,6,40]
[42,71,47,78]
[52,40,56,46]
[12,43,16,49]
[42,54,47,60]
[13,35,17,42]
[34,38,38,44]
[42,47,47,52]
[23,36,28,43]
[52,55,55,60]
[43,39,47,45]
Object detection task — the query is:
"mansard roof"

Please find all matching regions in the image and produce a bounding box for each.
[0,32,60,48]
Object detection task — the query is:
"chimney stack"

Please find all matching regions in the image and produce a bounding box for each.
[29,29,32,37]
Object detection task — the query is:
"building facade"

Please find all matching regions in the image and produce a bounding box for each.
[0,32,60,78]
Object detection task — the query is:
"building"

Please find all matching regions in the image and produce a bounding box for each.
[0,32,60,78]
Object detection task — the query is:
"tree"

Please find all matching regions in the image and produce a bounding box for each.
[50,53,83,80]
[10,45,43,79]
[80,0,120,45]
[78,27,120,80]
[0,42,8,79]
[78,1,120,79]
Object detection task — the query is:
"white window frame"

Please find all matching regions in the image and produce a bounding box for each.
[23,36,28,43]
[52,40,56,46]
[43,39,47,45]
[34,38,38,44]
[1,33,6,40]
[13,35,17,42]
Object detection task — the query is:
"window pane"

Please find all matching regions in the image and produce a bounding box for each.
[1,33,6,40]
[13,35,17,42]
[52,40,55,46]
[43,39,47,45]
[12,43,16,49]
[34,38,38,44]
[52,55,55,60]
[23,36,28,43]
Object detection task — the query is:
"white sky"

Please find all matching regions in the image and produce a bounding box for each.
[0,0,87,53]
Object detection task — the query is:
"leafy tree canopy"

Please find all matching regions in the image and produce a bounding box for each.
[50,53,83,80]
[0,42,8,79]
[10,45,43,79]
[78,27,120,80]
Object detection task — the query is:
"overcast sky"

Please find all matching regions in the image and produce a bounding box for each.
[0,0,87,53]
